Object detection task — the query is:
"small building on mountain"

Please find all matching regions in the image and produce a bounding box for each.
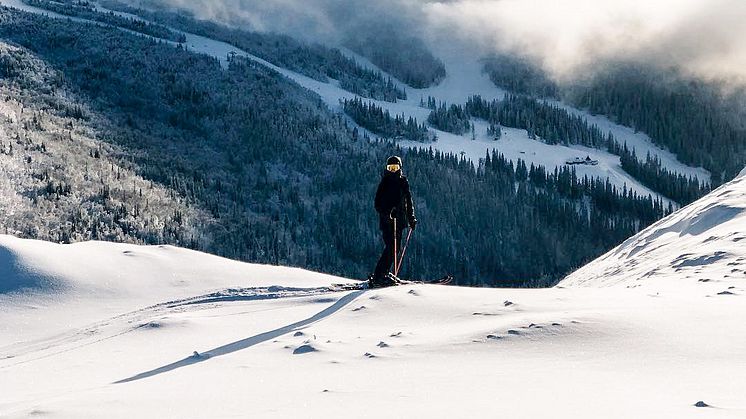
[565,155,599,166]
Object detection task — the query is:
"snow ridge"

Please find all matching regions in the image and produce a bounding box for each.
[561,169,746,288]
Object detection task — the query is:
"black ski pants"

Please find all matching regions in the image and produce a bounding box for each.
[374,217,405,279]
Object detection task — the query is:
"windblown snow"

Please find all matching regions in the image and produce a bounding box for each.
[2,167,746,419]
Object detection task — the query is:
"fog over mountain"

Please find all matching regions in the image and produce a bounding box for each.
[127,0,746,86]
[428,0,746,85]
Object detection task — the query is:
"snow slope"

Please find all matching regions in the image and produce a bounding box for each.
[0,0,708,202]
[400,120,670,204]
[562,167,746,289]
[0,235,344,345]
[1,231,745,418]
[551,100,711,183]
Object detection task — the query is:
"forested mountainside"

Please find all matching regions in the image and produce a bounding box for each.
[45,0,407,102]
[0,41,205,245]
[95,0,446,91]
[98,0,446,90]
[60,0,711,201]
[342,98,434,143]
[483,55,559,99]
[343,23,446,89]
[567,66,746,184]
[23,0,185,42]
[484,56,746,185]
[0,6,670,286]
[421,95,710,205]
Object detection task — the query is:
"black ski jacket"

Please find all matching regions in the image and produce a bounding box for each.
[374,170,415,229]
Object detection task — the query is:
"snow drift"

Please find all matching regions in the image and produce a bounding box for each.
[0,234,349,346]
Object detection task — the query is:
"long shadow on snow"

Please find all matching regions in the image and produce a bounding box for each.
[114,290,363,384]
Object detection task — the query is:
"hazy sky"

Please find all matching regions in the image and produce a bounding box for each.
[141,0,746,84]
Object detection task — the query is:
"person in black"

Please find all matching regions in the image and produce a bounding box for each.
[371,156,417,287]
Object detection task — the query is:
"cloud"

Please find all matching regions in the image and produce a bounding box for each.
[134,0,746,84]
[423,0,746,84]
[136,0,422,41]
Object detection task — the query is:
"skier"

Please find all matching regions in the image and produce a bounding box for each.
[370,156,417,288]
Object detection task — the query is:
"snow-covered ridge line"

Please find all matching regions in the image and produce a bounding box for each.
[1,0,703,202]
[0,234,347,320]
[561,167,746,288]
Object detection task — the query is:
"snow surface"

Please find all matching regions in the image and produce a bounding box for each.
[0,0,708,203]
[562,167,746,289]
[2,221,746,417]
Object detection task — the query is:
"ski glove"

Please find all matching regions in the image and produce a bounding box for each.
[409,218,418,230]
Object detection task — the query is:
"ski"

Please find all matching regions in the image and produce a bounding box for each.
[333,274,453,291]
[330,282,368,291]
[368,274,454,288]
[397,274,453,286]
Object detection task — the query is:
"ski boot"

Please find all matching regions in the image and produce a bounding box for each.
[368,272,401,288]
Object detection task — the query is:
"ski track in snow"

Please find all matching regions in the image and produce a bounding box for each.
[0,0,708,205]
[0,284,363,366]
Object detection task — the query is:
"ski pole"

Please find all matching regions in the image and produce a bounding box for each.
[395,228,413,277]
[392,216,398,276]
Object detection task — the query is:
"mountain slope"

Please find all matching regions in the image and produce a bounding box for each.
[3,0,710,203]
[561,168,746,289]
[0,40,205,245]
[0,4,677,286]
[1,233,745,418]
[0,234,347,348]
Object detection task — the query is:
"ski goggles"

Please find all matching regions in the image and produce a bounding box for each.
[386,164,401,172]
